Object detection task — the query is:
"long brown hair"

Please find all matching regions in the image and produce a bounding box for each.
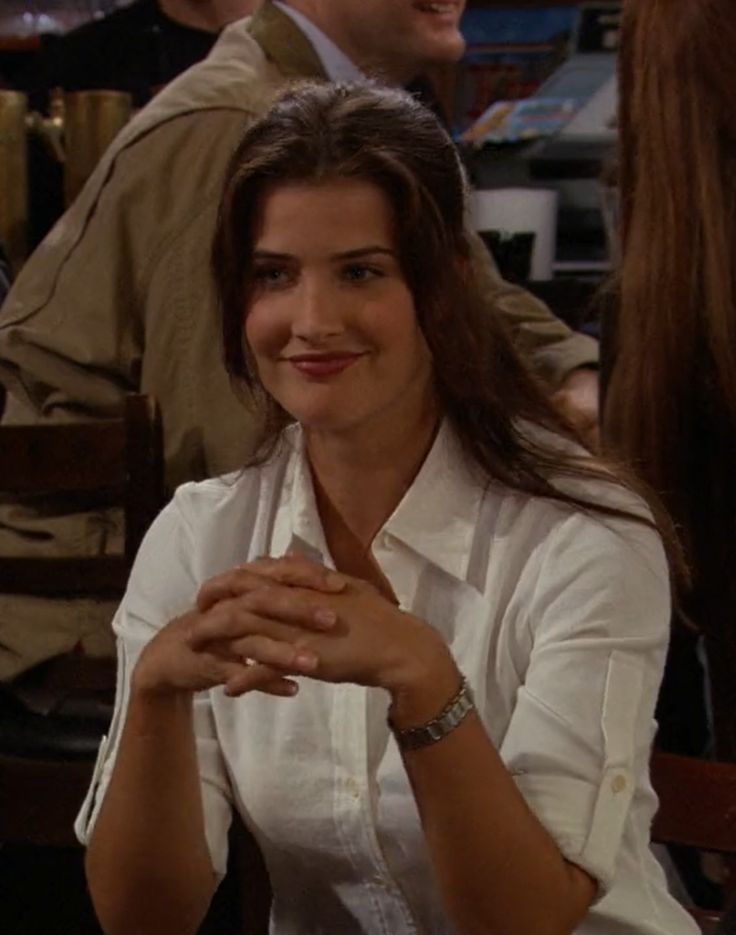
[212,81,674,537]
[605,0,736,604]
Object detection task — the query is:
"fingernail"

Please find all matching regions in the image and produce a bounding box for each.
[286,682,299,696]
[295,652,318,670]
[324,572,346,591]
[314,608,337,628]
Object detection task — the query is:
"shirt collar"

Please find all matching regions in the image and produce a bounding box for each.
[380,422,484,582]
[272,2,365,83]
[242,1,327,80]
[278,422,484,583]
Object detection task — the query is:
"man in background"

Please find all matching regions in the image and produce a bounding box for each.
[0,0,598,683]
[19,0,260,109]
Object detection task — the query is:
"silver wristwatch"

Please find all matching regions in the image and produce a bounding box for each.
[389,676,475,751]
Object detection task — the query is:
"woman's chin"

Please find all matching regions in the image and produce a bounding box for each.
[291,408,363,437]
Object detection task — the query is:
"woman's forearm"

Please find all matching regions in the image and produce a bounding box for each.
[391,666,595,935]
[85,688,217,935]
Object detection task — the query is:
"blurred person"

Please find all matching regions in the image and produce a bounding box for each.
[604,0,736,758]
[79,81,694,935]
[0,1,599,684]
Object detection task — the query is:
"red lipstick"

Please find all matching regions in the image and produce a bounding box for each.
[287,353,364,377]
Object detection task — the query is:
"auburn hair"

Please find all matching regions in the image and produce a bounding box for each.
[212,80,678,549]
[605,0,736,608]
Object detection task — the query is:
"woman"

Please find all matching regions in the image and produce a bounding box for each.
[605,0,736,760]
[77,83,696,934]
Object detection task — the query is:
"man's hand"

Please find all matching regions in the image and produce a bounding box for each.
[551,367,600,450]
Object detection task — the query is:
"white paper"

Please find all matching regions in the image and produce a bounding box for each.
[471,187,558,281]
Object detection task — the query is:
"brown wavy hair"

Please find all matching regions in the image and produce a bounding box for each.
[212,81,676,540]
[605,0,736,606]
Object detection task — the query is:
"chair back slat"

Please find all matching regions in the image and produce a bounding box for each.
[0,556,129,596]
[0,420,127,492]
[651,751,736,854]
[123,394,164,561]
[0,394,164,596]
[650,750,736,923]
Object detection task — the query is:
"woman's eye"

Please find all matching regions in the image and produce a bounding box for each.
[343,264,381,283]
[253,265,291,288]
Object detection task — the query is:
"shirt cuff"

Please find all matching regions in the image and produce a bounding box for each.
[511,650,646,898]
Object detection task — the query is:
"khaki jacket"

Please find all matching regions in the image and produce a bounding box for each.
[0,2,597,679]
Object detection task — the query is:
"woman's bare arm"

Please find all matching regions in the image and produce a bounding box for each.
[391,663,597,935]
[85,685,217,935]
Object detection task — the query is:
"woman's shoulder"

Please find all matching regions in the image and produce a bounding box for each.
[481,421,665,588]
[171,433,296,531]
[514,419,652,517]
[123,438,296,619]
[173,467,264,516]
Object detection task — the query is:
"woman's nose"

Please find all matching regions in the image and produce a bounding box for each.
[291,277,345,341]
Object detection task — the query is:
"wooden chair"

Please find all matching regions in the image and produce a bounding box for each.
[0,395,271,933]
[0,394,164,847]
[651,750,736,934]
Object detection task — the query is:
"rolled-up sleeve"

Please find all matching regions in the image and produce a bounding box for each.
[500,508,670,895]
[73,490,234,879]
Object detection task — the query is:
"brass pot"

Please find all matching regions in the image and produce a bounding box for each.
[0,90,29,272]
[63,90,132,205]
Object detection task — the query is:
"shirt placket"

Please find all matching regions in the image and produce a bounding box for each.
[331,682,418,934]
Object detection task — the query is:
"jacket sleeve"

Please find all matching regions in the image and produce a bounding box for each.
[468,231,599,387]
[0,129,158,420]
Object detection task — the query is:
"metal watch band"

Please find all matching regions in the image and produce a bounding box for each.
[389,676,475,751]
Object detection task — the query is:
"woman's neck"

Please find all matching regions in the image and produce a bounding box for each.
[305,404,439,555]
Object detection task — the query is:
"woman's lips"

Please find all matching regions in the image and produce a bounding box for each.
[287,353,364,377]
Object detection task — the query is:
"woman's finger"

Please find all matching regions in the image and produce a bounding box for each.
[198,652,253,689]
[237,585,342,632]
[253,676,301,698]
[250,554,347,592]
[188,598,336,652]
[227,633,319,675]
[223,661,299,698]
[196,568,275,613]
[187,601,289,650]
[197,555,347,612]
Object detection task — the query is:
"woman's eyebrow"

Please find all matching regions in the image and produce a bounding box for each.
[251,246,396,260]
[252,250,291,260]
[331,247,396,260]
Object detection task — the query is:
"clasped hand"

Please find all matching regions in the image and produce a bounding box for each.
[133,555,449,701]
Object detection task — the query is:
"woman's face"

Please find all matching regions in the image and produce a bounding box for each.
[244,178,436,442]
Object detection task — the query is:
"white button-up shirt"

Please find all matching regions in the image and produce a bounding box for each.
[76,423,697,934]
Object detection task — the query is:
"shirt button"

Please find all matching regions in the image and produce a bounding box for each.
[346,777,361,799]
[611,774,627,794]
